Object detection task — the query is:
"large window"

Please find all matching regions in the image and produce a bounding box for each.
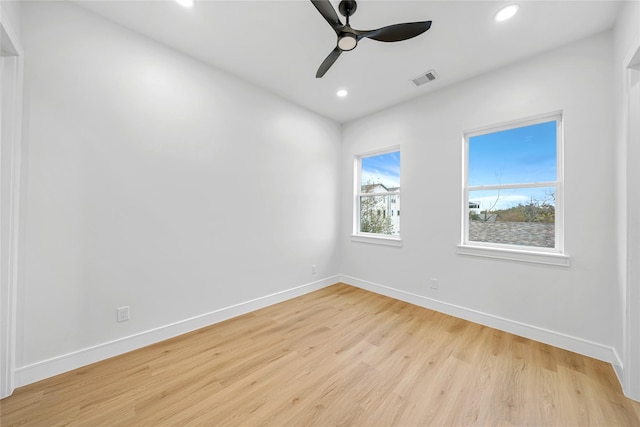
[354,148,400,244]
[462,113,564,260]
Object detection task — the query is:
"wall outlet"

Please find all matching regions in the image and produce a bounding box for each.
[430,278,439,290]
[312,265,317,274]
[117,306,130,322]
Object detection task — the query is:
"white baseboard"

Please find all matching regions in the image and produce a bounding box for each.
[14,276,339,388]
[13,274,623,392]
[340,275,620,366]
[612,348,624,387]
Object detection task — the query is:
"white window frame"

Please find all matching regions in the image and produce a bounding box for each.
[458,112,570,266]
[352,146,402,247]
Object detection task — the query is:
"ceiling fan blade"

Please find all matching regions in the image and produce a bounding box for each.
[357,21,432,42]
[310,0,342,33]
[316,47,342,78]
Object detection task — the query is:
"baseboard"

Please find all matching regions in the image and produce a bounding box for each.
[340,275,619,365]
[14,276,339,388]
[612,348,624,387]
[12,274,622,391]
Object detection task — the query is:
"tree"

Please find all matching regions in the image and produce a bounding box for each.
[493,195,555,223]
[469,211,482,221]
[360,196,394,234]
[481,191,500,222]
[470,192,555,224]
[360,179,395,234]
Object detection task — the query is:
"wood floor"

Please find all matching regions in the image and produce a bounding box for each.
[2,283,640,426]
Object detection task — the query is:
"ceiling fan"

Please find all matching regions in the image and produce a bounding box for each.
[311,0,432,78]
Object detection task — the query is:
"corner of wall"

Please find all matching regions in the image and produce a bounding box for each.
[339,275,621,366]
[15,275,340,388]
[0,0,21,41]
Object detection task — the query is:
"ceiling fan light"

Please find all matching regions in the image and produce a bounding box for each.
[338,34,357,51]
[494,4,519,22]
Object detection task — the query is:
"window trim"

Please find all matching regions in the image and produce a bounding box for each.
[456,244,570,267]
[352,146,402,245]
[459,112,567,264]
[351,233,403,247]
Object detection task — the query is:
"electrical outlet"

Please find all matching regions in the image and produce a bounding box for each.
[430,278,439,290]
[117,306,130,322]
[312,265,318,274]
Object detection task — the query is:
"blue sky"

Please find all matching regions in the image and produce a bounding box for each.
[469,120,557,186]
[468,120,557,210]
[361,151,400,188]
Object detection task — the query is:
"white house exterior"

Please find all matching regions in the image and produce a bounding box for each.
[361,183,400,235]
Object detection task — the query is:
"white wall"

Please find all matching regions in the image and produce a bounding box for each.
[340,32,619,363]
[17,1,341,380]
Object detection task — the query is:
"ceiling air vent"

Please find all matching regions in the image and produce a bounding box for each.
[410,70,437,87]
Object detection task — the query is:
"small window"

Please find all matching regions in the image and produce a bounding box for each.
[354,148,400,241]
[462,113,563,256]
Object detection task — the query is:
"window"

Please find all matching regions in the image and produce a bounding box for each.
[353,147,401,245]
[460,113,568,265]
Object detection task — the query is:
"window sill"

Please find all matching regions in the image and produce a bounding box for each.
[351,234,403,247]
[457,244,570,267]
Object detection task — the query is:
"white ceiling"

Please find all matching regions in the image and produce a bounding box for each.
[74,0,622,123]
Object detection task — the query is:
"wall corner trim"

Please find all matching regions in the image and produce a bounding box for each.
[14,276,339,388]
[0,7,24,400]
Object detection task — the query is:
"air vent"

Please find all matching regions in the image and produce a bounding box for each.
[410,70,437,87]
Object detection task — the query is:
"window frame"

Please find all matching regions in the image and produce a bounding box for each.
[458,112,569,266]
[352,146,402,247]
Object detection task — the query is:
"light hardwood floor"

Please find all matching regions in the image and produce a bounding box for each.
[2,283,640,426]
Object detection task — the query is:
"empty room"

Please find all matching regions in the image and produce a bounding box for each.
[1,0,640,425]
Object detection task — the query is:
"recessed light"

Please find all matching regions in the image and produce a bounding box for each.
[176,0,195,8]
[494,4,519,22]
[336,89,348,97]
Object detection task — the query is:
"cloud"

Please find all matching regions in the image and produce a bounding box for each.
[470,187,555,211]
[361,169,400,188]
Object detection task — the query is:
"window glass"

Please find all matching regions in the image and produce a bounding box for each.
[361,151,400,193]
[468,187,556,248]
[356,150,400,237]
[468,121,557,186]
[464,115,561,252]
